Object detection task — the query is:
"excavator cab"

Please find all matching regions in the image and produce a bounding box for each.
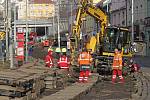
[102,27,131,56]
[96,27,132,76]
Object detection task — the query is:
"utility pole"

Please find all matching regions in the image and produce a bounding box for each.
[125,0,127,27]
[57,0,60,48]
[107,3,109,12]
[71,0,73,34]
[132,0,134,43]
[25,0,28,62]
[53,12,55,39]
[14,4,17,54]
[52,2,55,39]
[8,0,14,69]
[5,0,9,61]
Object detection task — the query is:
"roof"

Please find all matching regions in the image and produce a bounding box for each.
[29,0,54,4]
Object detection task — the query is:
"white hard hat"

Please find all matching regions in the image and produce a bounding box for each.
[55,48,61,53]
[62,48,67,53]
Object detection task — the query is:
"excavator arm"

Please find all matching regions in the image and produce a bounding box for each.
[85,4,107,39]
[72,8,82,39]
[71,0,107,52]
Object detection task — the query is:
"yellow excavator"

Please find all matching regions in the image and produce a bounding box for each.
[70,0,133,74]
[70,0,107,65]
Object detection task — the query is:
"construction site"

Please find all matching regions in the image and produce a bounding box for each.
[0,0,150,100]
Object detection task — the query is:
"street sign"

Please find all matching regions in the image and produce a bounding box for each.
[17,28,23,33]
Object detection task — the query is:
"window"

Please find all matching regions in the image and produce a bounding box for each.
[129,21,131,25]
[140,19,143,23]
[140,5,142,8]
[136,20,139,24]
[122,11,125,19]
[129,8,131,11]
[122,20,125,25]
[118,13,120,25]
[114,14,116,25]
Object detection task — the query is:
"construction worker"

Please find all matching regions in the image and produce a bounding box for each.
[45,49,53,68]
[28,46,34,61]
[57,48,70,74]
[112,48,124,84]
[78,48,92,82]
[28,46,34,56]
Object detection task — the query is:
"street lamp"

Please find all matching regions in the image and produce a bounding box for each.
[5,0,9,61]
[57,0,60,48]
[132,0,134,43]
[7,0,14,69]
[25,0,28,62]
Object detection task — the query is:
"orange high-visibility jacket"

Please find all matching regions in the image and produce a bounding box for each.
[112,53,122,69]
[78,52,92,65]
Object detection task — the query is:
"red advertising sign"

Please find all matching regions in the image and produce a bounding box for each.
[16,32,24,61]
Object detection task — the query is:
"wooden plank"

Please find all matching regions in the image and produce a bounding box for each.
[45,81,53,85]
[44,77,54,81]
[45,84,53,89]
[0,85,18,91]
[0,96,10,100]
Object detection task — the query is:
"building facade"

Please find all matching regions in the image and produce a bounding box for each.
[17,0,55,20]
[127,0,146,35]
[110,0,127,27]
[109,0,150,56]
[145,0,150,56]
[109,0,146,37]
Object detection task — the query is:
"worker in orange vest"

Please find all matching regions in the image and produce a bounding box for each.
[45,49,53,68]
[78,48,92,82]
[112,48,124,84]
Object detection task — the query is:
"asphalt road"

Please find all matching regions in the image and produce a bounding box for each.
[134,56,150,68]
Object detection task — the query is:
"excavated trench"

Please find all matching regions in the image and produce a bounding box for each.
[80,76,135,100]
